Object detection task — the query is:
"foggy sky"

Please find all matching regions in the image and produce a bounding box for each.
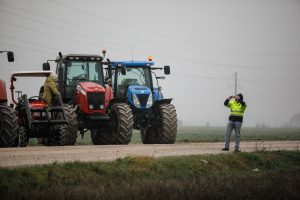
[1,0,300,127]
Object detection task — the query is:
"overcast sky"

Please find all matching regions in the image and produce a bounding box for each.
[1,0,300,127]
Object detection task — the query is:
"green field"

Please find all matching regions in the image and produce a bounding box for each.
[27,126,300,146]
[1,151,300,200]
[73,126,300,145]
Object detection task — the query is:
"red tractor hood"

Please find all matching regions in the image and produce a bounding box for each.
[77,82,105,94]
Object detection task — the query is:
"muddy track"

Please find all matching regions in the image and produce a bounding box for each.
[0,141,299,167]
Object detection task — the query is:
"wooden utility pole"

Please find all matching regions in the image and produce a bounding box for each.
[235,72,237,95]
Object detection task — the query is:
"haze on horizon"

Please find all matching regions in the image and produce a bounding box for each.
[1,0,300,127]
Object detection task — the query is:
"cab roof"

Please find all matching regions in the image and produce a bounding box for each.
[11,71,55,78]
[55,54,103,61]
[110,61,154,68]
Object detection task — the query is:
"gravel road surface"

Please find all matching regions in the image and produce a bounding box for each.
[0,141,299,167]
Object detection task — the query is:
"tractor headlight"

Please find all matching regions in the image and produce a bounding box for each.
[146,93,153,108]
[89,104,94,110]
[132,94,140,108]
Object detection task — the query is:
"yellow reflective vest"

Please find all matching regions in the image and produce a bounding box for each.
[226,100,247,117]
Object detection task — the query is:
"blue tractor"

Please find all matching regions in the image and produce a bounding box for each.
[106,60,177,144]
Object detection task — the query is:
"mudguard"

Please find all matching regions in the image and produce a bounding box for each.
[108,97,127,108]
[153,98,173,108]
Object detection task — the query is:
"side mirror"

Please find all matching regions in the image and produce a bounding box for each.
[43,63,50,71]
[164,65,170,75]
[7,52,14,62]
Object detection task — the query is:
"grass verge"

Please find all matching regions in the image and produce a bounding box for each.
[1,151,300,200]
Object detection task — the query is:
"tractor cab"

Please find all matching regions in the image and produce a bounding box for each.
[108,61,170,110]
[50,54,105,104]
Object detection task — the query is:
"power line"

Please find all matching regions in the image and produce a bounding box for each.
[173,73,231,80]
[0,33,59,51]
[1,1,299,58]
[0,20,129,55]
[0,41,53,55]
[47,0,300,57]
[1,8,299,70]
[173,73,300,82]
[0,2,162,50]
[0,8,132,50]
[1,19,299,71]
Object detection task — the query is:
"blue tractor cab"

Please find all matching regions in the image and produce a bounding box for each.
[106,60,177,144]
[109,61,167,110]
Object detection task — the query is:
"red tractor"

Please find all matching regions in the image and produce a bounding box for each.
[10,71,69,147]
[42,52,133,145]
[0,51,18,147]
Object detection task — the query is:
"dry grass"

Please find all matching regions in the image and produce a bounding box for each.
[1,151,300,200]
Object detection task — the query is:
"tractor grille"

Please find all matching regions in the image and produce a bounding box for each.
[137,94,149,106]
[87,92,105,110]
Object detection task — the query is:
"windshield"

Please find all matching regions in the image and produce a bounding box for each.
[113,67,152,97]
[65,60,103,97]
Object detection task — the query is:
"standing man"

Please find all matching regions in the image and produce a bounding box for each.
[222,93,247,152]
[42,73,60,105]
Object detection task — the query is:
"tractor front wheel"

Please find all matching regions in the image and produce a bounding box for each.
[109,103,133,144]
[0,106,18,147]
[141,128,158,144]
[142,104,177,144]
[90,129,111,145]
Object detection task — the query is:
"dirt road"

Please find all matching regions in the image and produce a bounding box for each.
[0,141,299,167]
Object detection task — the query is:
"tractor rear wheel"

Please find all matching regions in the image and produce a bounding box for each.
[142,104,177,144]
[109,103,133,144]
[18,126,27,147]
[90,129,111,145]
[0,106,18,147]
[64,105,78,145]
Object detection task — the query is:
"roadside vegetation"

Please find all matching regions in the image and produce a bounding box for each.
[1,151,300,200]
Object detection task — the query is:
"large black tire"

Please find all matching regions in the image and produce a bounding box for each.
[56,125,66,146]
[90,128,111,145]
[46,125,66,146]
[64,104,78,145]
[18,126,27,147]
[0,106,18,147]
[109,103,133,144]
[141,128,158,144]
[142,104,177,144]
